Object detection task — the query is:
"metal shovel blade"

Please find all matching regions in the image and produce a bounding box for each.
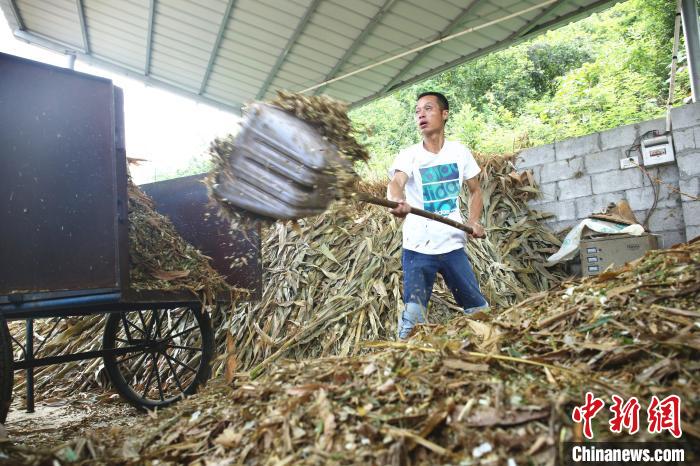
[211,102,349,220]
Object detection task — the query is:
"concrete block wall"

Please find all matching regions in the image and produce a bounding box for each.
[515,103,700,248]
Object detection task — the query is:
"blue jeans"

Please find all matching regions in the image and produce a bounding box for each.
[399,247,488,339]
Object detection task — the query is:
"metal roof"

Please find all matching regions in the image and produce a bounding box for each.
[0,0,620,114]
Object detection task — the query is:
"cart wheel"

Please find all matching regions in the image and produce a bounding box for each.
[0,316,13,423]
[103,305,214,410]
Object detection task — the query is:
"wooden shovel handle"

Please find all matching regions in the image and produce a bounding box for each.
[355,193,474,235]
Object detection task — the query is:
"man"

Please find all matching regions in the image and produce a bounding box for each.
[387,91,489,339]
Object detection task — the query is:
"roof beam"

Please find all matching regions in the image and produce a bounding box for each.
[76,0,89,53]
[199,0,238,95]
[255,0,322,100]
[7,0,24,30]
[313,0,398,96]
[145,0,156,75]
[378,0,481,95]
[514,0,570,38]
[354,0,620,108]
[520,0,619,38]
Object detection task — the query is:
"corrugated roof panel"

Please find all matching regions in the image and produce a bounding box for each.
[149,45,206,79]
[378,14,438,42]
[156,0,224,31]
[150,66,201,91]
[343,53,405,76]
[149,47,205,75]
[84,14,147,45]
[215,51,276,82]
[390,3,454,31]
[339,39,403,67]
[325,0,381,18]
[84,0,148,30]
[152,21,218,53]
[418,47,464,67]
[86,20,147,52]
[405,0,462,19]
[227,9,297,43]
[314,2,371,30]
[148,64,202,90]
[236,0,307,26]
[314,79,368,101]
[152,26,212,58]
[302,23,356,52]
[280,49,338,75]
[267,60,327,87]
[340,73,393,93]
[2,0,622,113]
[207,73,263,95]
[180,0,229,18]
[291,39,346,68]
[89,49,143,72]
[207,73,261,97]
[221,23,289,56]
[321,74,383,96]
[309,12,362,40]
[20,0,78,23]
[334,61,399,85]
[372,23,428,50]
[204,81,253,104]
[87,27,145,56]
[234,0,304,32]
[88,38,145,69]
[16,0,82,47]
[216,43,276,75]
[208,60,269,89]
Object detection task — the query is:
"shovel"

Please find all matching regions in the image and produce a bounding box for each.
[210,102,473,235]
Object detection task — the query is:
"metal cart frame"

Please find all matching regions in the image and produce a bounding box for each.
[0,53,261,422]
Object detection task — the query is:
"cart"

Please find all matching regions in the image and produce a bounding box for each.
[0,52,262,423]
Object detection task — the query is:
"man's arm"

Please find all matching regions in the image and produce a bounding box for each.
[465,176,486,238]
[387,171,410,218]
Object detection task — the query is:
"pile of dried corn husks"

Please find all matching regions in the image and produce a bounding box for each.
[10,239,697,465]
[126,177,230,298]
[8,179,232,402]
[226,154,564,377]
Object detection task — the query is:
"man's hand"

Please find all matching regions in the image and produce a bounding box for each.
[387,171,410,218]
[468,222,486,239]
[390,199,411,218]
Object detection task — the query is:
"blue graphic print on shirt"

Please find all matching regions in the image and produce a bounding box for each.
[419,163,459,216]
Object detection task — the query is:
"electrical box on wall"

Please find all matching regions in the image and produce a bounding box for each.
[580,234,659,276]
[641,134,675,167]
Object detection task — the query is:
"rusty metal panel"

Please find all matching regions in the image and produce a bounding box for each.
[140,175,262,301]
[0,52,121,296]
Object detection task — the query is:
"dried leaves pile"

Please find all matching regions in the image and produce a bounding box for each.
[227,154,565,377]
[13,239,697,465]
[127,178,230,299]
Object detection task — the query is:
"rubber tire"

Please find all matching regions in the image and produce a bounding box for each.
[0,317,13,424]
[102,305,214,411]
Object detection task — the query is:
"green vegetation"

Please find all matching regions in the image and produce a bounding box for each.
[350,0,689,181]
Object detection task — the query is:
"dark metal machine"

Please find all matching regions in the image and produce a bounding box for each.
[0,52,261,422]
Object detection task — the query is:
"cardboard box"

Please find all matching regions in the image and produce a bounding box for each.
[580,234,659,276]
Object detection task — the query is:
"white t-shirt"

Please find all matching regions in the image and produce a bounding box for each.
[388,140,481,254]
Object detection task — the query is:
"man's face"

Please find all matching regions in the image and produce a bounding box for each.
[415,95,448,136]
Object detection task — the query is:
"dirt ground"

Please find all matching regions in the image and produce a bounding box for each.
[0,390,143,462]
